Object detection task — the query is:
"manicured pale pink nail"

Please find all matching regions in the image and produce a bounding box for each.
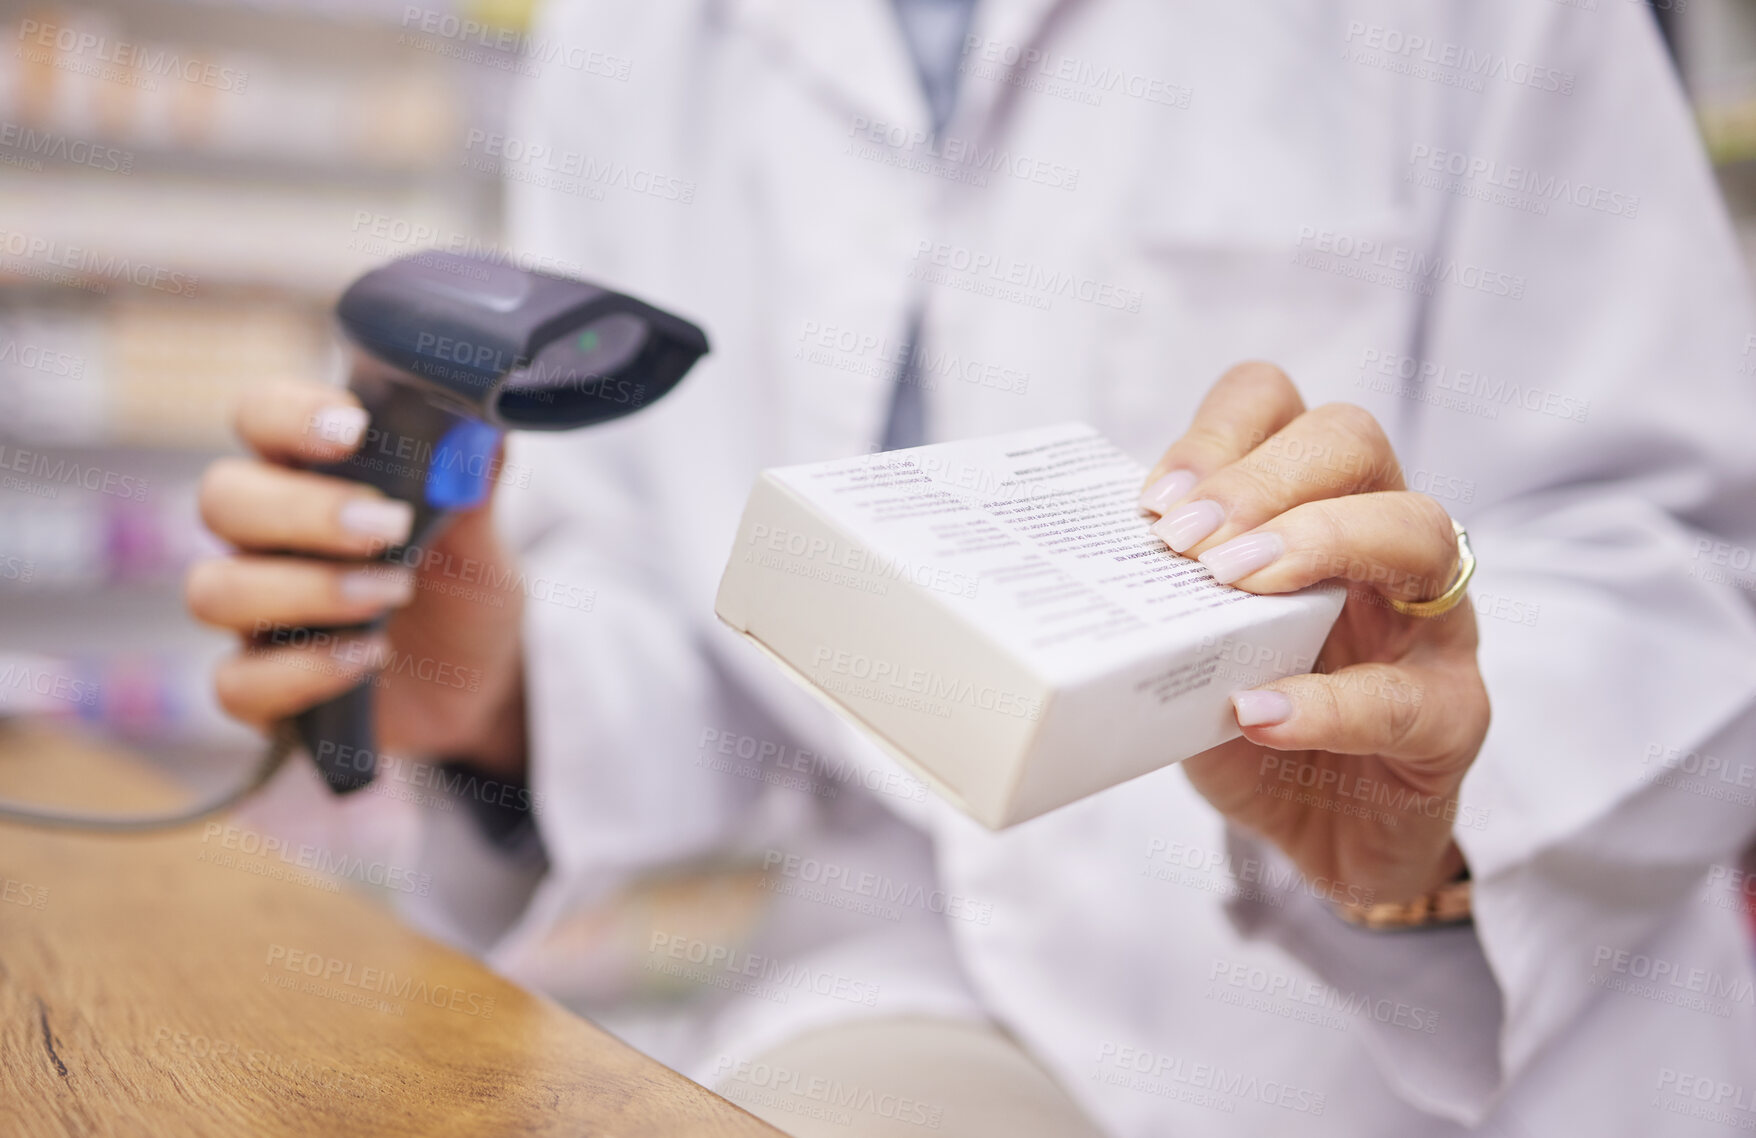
[312,405,368,448]
[1232,689,1294,727]
[339,496,414,543]
[1151,500,1226,552]
[341,567,414,607]
[1139,469,1198,514]
[1199,532,1285,584]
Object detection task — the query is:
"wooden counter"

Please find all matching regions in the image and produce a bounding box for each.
[0,722,781,1137]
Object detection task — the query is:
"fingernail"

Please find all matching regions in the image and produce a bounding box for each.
[312,405,369,448]
[1151,499,1226,553]
[341,567,414,607]
[1200,531,1285,584]
[1232,689,1294,727]
[1139,469,1198,514]
[339,496,413,544]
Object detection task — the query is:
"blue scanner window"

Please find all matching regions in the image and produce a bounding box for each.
[425,418,504,510]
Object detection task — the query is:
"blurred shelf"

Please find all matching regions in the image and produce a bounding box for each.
[0,476,222,590]
[0,49,480,184]
[0,291,338,448]
[1,129,504,188]
[58,0,538,35]
[0,170,485,298]
[0,577,189,602]
[0,1,520,678]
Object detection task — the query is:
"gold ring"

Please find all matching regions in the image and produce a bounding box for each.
[1388,518,1475,619]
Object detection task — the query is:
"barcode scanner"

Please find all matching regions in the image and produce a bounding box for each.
[294,251,709,793]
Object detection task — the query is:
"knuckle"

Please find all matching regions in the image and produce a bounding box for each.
[211,661,259,723]
[1303,675,1343,730]
[1220,362,1305,430]
[1471,673,1492,744]
[1215,461,1285,513]
[1182,423,1242,459]
[1301,504,1354,576]
[282,389,333,449]
[1314,401,1392,464]
[1446,656,1491,742]
[1318,687,1349,739]
[1397,495,1457,596]
[1271,505,1343,580]
[1308,499,1353,550]
[1382,672,1427,751]
[183,559,233,622]
[1405,493,1456,548]
[237,379,323,452]
[1222,360,1297,403]
[196,460,245,532]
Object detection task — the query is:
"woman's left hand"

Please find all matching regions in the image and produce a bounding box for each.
[1141,363,1490,906]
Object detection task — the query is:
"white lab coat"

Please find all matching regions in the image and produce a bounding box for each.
[393,2,1756,1134]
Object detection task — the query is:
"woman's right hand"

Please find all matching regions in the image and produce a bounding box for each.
[186,379,529,778]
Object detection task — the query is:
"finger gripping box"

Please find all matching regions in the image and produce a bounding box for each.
[715,423,1344,828]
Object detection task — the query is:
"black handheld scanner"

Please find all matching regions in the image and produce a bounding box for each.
[294,252,708,793]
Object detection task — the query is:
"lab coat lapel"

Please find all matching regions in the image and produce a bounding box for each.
[728,0,926,132]
[954,0,1086,131]
[717,0,1089,463]
[726,0,1081,137]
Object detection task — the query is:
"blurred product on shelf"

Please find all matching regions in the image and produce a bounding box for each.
[0,648,247,744]
[0,479,221,590]
[0,0,522,767]
[0,302,103,443]
[0,298,330,447]
[0,3,461,171]
[107,297,331,446]
[0,0,504,296]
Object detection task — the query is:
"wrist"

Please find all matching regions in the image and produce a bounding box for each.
[467,659,527,781]
[1417,837,1467,896]
[1336,840,1472,931]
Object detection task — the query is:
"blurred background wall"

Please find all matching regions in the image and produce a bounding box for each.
[0,0,532,772]
[0,0,1748,771]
